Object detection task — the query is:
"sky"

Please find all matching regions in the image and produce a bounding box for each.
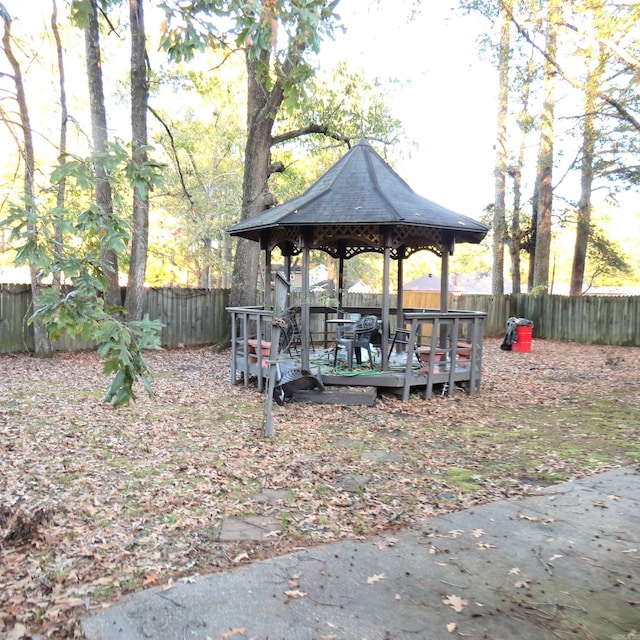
[324,1,498,218]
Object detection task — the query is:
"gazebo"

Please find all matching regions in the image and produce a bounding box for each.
[226,139,489,400]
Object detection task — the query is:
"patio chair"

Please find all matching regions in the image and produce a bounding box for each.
[333,314,379,369]
[388,328,422,364]
[278,306,315,355]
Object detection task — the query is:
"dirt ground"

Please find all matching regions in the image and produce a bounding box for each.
[1,337,638,638]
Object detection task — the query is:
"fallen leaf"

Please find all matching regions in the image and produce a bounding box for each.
[367,573,386,584]
[233,552,249,563]
[446,622,457,633]
[6,624,27,640]
[219,628,247,638]
[142,571,159,586]
[519,514,542,522]
[443,594,468,612]
[476,542,496,550]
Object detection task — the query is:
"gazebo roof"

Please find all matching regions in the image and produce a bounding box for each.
[227,139,489,259]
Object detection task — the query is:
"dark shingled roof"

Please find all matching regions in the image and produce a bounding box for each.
[227,139,488,256]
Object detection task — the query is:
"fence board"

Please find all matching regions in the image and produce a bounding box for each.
[0,284,33,353]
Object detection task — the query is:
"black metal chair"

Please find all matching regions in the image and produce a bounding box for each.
[278,307,315,355]
[333,314,378,369]
[388,328,422,363]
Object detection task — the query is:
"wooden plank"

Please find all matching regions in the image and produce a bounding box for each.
[293,386,377,406]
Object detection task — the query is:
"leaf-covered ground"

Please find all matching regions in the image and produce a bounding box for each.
[1,338,638,639]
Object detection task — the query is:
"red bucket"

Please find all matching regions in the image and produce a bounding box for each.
[512,325,533,353]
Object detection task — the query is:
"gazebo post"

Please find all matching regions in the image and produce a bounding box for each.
[381,231,392,371]
[439,235,454,350]
[337,243,345,310]
[262,233,272,311]
[284,253,292,307]
[300,231,311,370]
[396,245,405,320]
[440,237,452,313]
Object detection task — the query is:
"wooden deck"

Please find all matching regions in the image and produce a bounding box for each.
[227,306,486,402]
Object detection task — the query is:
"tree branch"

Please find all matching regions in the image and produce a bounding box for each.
[271,124,352,147]
[507,9,640,132]
[147,105,194,207]
[562,21,640,70]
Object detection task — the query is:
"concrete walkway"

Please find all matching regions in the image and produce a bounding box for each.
[82,465,640,640]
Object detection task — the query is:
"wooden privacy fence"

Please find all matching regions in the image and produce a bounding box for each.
[1,285,638,353]
[0,285,230,354]
[455,293,640,346]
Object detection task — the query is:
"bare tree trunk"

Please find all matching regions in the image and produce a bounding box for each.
[1,3,52,356]
[229,51,282,308]
[492,1,510,295]
[85,0,121,309]
[507,53,535,294]
[198,264,210,288]
[528,180,538,292]
[125,0,149,321]
[507,165,522,293]
[51,0,66,290]
[570,43,606,296]
[532,0,560,290]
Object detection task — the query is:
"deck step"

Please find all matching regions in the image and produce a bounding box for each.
[292,386,377,407]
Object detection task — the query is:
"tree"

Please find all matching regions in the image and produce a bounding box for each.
[231,0,343,307]
[1,1,163,403]
[160,0,342,307]
[570,42,606,295]
[0,2,53,356]
[501,0,640,292]
[51,0,68,291]
[3,142,164,405]
[80,0,122,310]
[531,0,561,291]
[583,226,631,292]
[151,57,405,288]
[491,0,510,295]
[126,0,150,320]
[506,49,536,294]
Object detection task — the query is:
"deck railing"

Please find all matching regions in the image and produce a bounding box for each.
[398,310,486,401]
[227,306,274,391]
[227,305,487,401]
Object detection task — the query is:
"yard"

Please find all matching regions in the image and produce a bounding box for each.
[1,338,639,639]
